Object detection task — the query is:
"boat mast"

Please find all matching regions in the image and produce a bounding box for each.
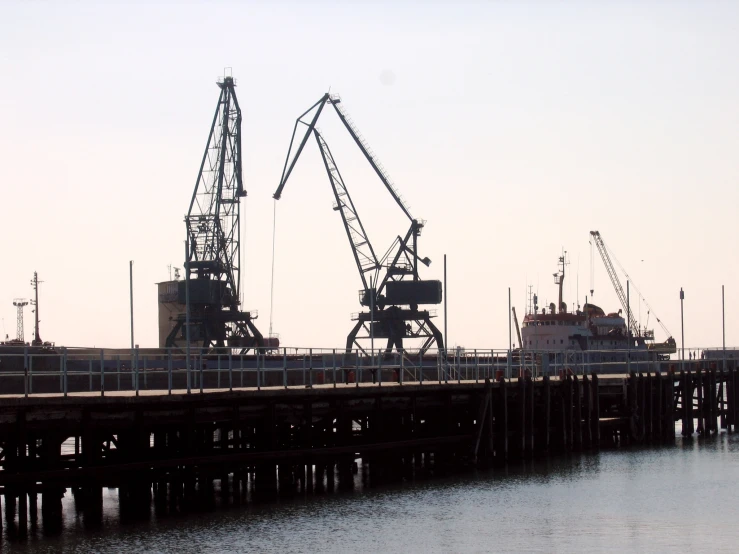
[553,252,567,314]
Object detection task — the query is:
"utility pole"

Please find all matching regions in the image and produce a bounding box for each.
[129,261,134,350]
[680,287,685,369]
[508,287,512,352]
[508,287,512,379]
[30,272,43,346]
[722,285,726,370]
[444,254,448,359]
[627,280,630,374]
[185,237,192,393]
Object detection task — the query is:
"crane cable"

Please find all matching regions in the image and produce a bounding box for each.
[268,199,277,338]
[604,242,672,338]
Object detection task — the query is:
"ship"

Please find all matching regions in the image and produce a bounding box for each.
[516,253,676,374]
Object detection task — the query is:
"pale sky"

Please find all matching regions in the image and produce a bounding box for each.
[1,1,737,350]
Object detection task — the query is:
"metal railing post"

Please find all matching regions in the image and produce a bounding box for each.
[257,349,262,391]
[283,348,288,389]
[400,351,404,385]
[378,349,382,387]
[24,346,29,398]
[168,347,172,395]
[63,347,68,397]
[89,359,93,392]
[134,346,140,396]
[229,350,233,391]
[100,349,105,397]
[199,350,204,393]
[309,348,313,388]
[186,348,191,394]
[333,348,337,389]
[475,349,479,383]
[29,352,33,395]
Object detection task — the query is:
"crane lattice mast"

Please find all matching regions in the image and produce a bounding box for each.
[165,75,264,350]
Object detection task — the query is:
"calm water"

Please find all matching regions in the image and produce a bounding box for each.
[8,432,739,553]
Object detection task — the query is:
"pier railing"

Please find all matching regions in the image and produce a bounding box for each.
[0,345,736,397]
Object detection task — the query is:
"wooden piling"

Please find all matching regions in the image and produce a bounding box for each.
[731,366,737,431]
[583,374,592,448]
[526,375,534,456]
[487,380,495,461]
[543,375,551,452]
[696,370,704,435]
[573,374,582,450]
[719,367,727,430]
[18,490,27,537]
[565,375,573,450]
[646,372,653,442]
[628,372,638,443]
[666,370,675,440]
[518,377,526,457]
[498,376,508,462]
[710,369,717,434]
[591,373,601,447]
[656,372,663,442]
[472,381,491,465]
[638,373,646,442]
[682,371,692,436]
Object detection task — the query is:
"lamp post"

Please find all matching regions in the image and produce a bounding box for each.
[722,285,726,370]
[129,261,134,351]
[680,287,685,369]
[444,254,448,362]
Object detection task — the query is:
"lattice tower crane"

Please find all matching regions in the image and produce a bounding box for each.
[590,230,676,354]
[165,75,265,350]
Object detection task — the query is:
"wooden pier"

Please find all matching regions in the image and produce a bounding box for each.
[0,366,736,537]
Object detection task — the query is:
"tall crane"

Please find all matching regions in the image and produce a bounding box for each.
[165,75,264,350]
[590,231,640,338]
[590,230,676,354]
[273,93,444,355]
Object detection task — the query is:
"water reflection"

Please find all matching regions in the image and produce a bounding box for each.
[5,432,739,553]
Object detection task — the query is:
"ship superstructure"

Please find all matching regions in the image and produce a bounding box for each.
[520,246,676,368]
[521,254,636,352]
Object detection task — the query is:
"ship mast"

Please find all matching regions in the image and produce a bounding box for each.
[553,252,567,314]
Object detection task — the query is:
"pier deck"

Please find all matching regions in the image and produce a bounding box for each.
[0,358,736,536]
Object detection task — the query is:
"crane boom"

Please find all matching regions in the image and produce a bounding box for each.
[590,231,639,337]
[328,96,413,221]
[511,306,523,349]
[314,129,380,291]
